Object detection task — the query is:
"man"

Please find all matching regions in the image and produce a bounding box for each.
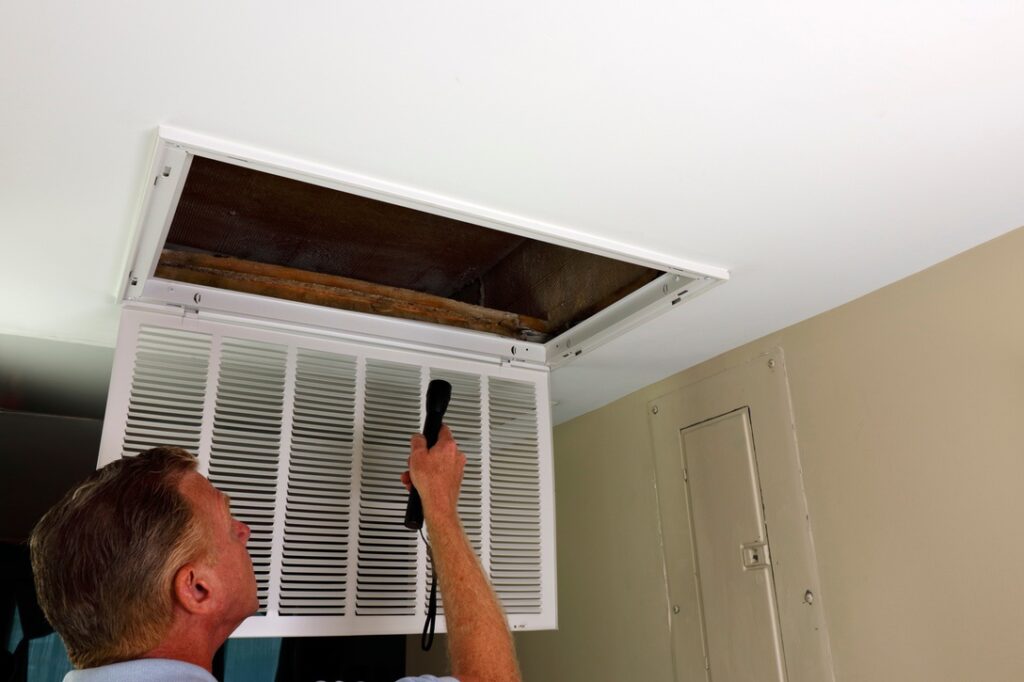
[30,427,520,682]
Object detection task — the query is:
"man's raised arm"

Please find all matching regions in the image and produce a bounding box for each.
[402,426,522,682]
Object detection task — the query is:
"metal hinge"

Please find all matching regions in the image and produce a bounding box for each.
[168,302,200,317]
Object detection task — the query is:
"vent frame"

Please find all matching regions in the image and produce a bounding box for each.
[120,126,728,369]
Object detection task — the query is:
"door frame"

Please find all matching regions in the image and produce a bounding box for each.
[648,348,834,682]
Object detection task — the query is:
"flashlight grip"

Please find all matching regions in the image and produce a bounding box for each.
[404,380,452,530]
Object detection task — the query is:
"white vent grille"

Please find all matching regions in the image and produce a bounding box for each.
[208,338,288,612]
[122,326,211,455]
[99,306,556,636]
[489,378,542,614]
[357,359,421,616]
[279,349,357,616]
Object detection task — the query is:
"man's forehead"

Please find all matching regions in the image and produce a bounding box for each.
[179,471,225,506]
[212,482,232,513]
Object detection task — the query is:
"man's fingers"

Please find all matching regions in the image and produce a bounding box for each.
[436,424,453,446]
[400,471,412,492]
[411,425,456,455]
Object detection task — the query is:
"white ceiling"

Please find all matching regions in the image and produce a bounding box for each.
[2,2,1022,424]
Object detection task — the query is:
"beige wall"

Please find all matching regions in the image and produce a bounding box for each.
[524,225,1024,681]
[411,226,1024,681]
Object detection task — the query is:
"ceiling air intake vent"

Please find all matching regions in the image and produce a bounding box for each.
[122,127,727,369]
[357,359,422,617]
[99,305,556,637]
[488,378,542,615]
[280,349,356,617]
[122,327,210,454]
[208,337,288,614]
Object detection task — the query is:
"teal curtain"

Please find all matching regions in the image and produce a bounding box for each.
[223,638,282,682]
[6,607,74,681]
[28,632,75,680]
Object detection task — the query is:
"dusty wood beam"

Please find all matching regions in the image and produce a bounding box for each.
[156,250,551,342]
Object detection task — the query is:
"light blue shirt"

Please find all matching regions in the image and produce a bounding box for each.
[63,658,458,682]
[64,659,216,682]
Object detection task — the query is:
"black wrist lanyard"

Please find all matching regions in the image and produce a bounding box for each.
[421,529,437,651]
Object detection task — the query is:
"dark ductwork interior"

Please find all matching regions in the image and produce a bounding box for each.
[158,156,662,342]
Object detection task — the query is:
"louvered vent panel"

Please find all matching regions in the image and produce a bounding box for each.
[425,370,483,612]
[489,378,542,614]
[208,338,288,613]
[122,326,211,455]
[279,349,357,615]
[356,359,422,615]
[101,308,556,635]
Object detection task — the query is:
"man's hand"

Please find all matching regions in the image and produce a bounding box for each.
[402,425,465,522]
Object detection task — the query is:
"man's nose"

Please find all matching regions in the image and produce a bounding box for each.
[237,520,251,543]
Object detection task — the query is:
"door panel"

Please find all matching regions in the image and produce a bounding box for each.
[647,350,834,682]
[682,409,786,681]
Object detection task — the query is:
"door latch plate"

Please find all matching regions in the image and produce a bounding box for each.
[741,540,770,570]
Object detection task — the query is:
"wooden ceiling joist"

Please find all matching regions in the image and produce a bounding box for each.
[156,250,552,342]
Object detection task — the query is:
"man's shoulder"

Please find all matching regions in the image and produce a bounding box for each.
[63,659,217,682]
[63,661,456,682]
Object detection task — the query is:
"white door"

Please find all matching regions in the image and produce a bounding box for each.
[681,408,787,681]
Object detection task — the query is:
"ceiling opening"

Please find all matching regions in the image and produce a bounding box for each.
[157,156,664,343]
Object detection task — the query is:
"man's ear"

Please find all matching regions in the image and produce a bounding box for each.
[173,564,216,615]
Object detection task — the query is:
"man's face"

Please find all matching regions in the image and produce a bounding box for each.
[179,472,259,624]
